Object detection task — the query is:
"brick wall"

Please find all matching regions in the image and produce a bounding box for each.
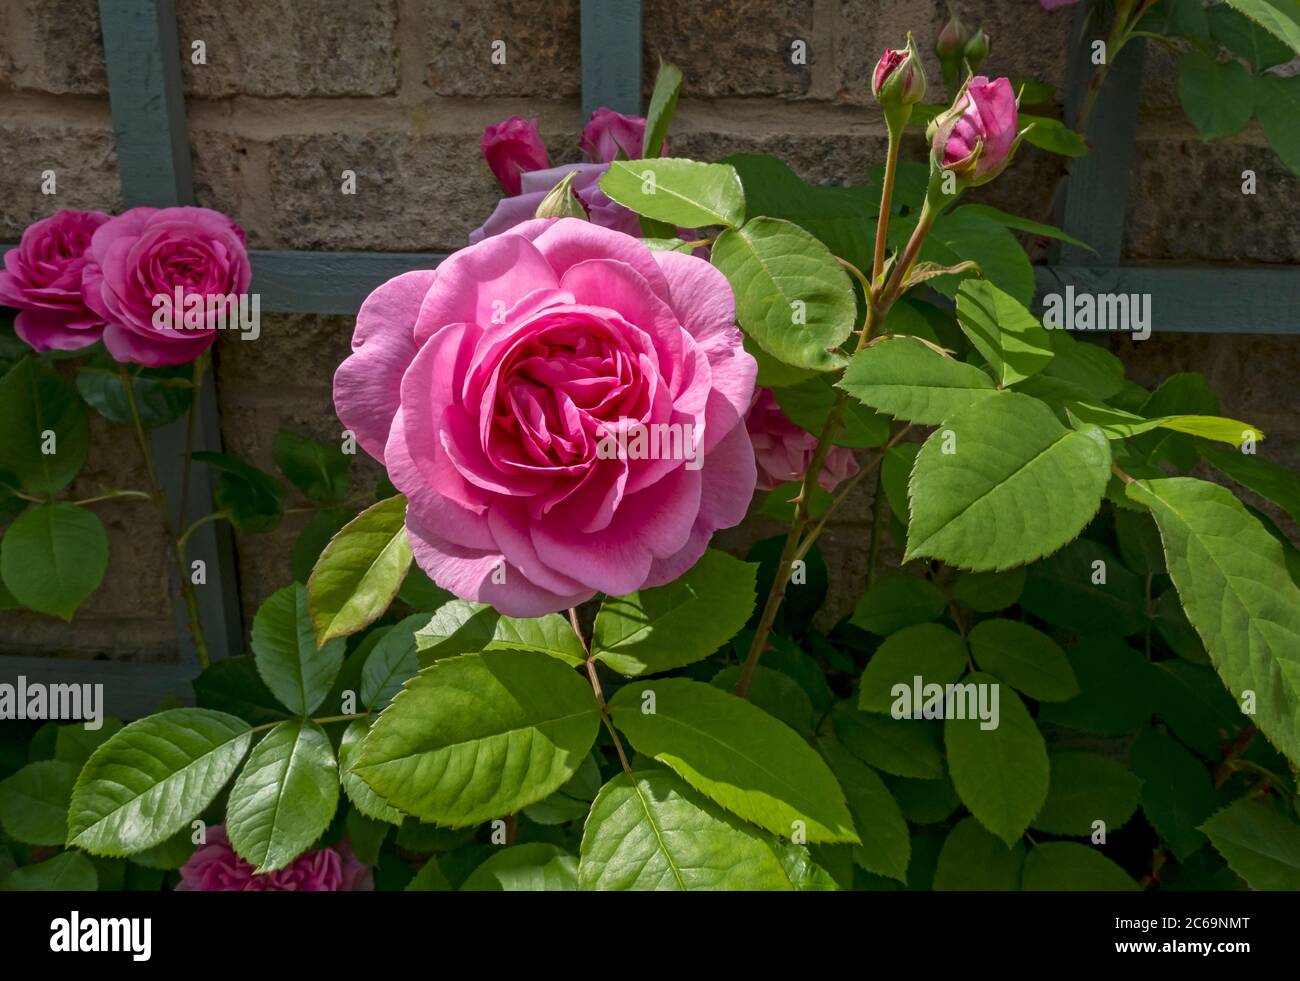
[1,0,1297,656]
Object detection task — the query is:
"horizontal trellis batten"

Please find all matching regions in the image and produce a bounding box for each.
[0,0,1297,717]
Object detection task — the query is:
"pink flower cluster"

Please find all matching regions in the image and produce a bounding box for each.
[0,205,250,366]
[176,825,373,891]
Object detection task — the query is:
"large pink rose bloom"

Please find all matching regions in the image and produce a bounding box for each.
[334,217,758,616]
[0,209,110,352]
[176,826,373,891]
[81,206,251,367]
[746,389,859,494]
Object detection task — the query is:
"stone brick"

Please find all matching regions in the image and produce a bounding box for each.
[0,122,121,242]
[422,0,581,98]
[1122,137,1300,263]
[835,0,1072,106]
[5,0,107,95]
[669,115,885,186]
[644,0,813,98]
[176,0,400,98]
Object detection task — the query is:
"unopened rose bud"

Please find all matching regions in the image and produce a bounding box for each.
[929,75,1026,190]
[534,171,588,220]
[481,116,551,196]
[935,8,970,60]
[872,33,927,108]
[964,27,991,73]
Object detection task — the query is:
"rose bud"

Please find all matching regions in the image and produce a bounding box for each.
[964,27,991,73]
[872,32,927,116]
[481,116,551,196]
[929,75,1026,189]
[533,171,589,221]
[934,8,970,60]
[581,108,661,163]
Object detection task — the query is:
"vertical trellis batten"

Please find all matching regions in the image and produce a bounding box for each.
[98,0,241,681]
[580,0,643,118]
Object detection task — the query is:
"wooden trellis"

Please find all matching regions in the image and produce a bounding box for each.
[0,0,1295,716]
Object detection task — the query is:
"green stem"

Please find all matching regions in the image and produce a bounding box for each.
[872,125,902,283]
[178,511,227,548]
[570,607,632,776]
[250,712,370,735]
[72,490,153,506]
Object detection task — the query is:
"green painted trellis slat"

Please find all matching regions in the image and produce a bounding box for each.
[2,1,1298,717]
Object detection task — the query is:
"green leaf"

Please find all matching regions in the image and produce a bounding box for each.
[1201,797,1300,890]
[413,599,584,667]
[307,495,411,645]
[352,651,599,827]
[905,393,1111,570]
[859,624,968,714]
[1255,74,1300,175]
[881,443,920,522]
[226,719,339,873]
[578,768,798,890]
[360,614,423,710]
[951,568,1026,612]
[839,337,997,426]
[1013,330,1124,405]
[273,429,349,506]
[817,739,910,883]
[902,208,1035,306]
[339,719,405,825]
[192,451,284,532]
[405,855,452,891]
[55,720,124,768]
[945,675,1049,846]
[1197,440,1300,524]
[0,357,89,493]
[193,656,292,727]
[1156,660,1249,758]
[251,583,345,716]
[709,665,815,737]
[933,816,1025,890]
[523,752,601,826]
[461,843,578,891]
[1131,726,1217,860]
[1128,477,1300,766]
[75,362,193,429]
[1019,113,1089,157]
[68,708,252,855]
[1038,635,1160,734]
[887,773,960,825]
[711,217,856,372]
[0,850,96,891]
[1065,401,1260,447]
[1020,539,1147,637]
[599,158,745,228]
[609,678,857,843]
[1022,842,1138,890]
[1178,52,1255,140]
[290,508,354,583]
[850,574,947,636]
[1032,752,1142,836]
[956,204,1094,253]
[642,60,682,158]
[831,702,944,779]
[0,502,107,620]
[1214,1,1299,64]
[968,619,1079,702]
[956,281,1054,387]
[0,760,76,845]
[593,549,757,676]
[773,373,888,448]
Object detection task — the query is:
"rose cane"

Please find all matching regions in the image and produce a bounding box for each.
[935,4,970,94]
[870,32,926,281]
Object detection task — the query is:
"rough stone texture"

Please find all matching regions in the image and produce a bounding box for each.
[176,0,400,98]
[422,0,581,98]
[0,122,122,240]
[644,0,814,98]
[1122,136,1300,263]
[4,0,108,95]
[836,0,1072,106]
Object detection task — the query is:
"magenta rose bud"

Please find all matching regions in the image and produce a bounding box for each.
[580,108,660,164]
[481,116,551,196]
[469,163,641,243]
[80,206,252,367]
[334,218,758,617]
[176,826,374,891]
[872,33,926,123]
[0,209,111,352]
[746,390,859,494]
[930,75,1022,187]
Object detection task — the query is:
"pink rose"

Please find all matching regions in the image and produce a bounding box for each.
[581,108,660,163]
[481,116,551,197]
[469,163,641,244]
[81,206,252,367]
[0,209,110,352]
[176,826,374,891]
[746,390,859,494]
[931,76,1020,186]
[334,217,758,616]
